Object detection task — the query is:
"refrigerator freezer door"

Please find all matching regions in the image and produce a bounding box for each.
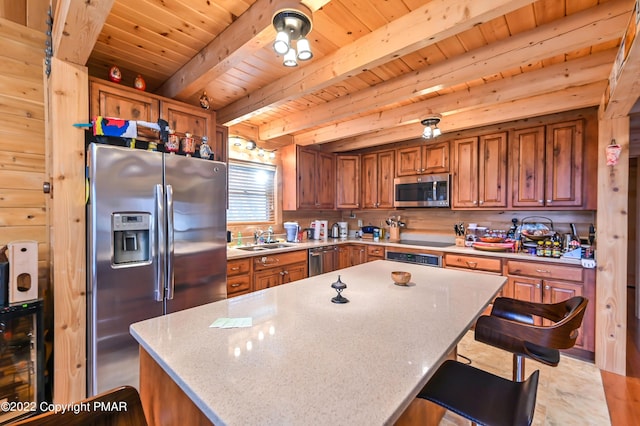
[163,154,227,313]
[87,144,164,395]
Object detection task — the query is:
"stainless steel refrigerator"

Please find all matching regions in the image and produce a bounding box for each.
[87,143,227,396]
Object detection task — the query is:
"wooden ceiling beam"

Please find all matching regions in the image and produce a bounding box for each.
[601,0,640,118]
[217,0,538,125]
[157,0,330,100]
[294,48,616,145]
[261,0,630,141]
[52,0,114,66]
[325,81,605,151]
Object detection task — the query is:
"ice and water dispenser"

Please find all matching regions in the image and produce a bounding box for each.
[112,213,151,265]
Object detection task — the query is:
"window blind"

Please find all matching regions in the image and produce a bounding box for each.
[227,160,276,223]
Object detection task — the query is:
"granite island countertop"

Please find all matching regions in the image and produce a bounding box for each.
[130,260,506,425]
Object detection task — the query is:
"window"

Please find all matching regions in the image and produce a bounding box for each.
[227,160,276,223]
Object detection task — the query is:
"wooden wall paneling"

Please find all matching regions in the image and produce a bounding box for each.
[595,115,629,375]
[49,57,88,403]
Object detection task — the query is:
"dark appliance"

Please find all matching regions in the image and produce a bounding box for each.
[394,173,450,207]
[386,250,442,267]
[308,246,338,276]
[0,300,44,424]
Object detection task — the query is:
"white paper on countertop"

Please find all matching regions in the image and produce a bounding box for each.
[210,317,253,328]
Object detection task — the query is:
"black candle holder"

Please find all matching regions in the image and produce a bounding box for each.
[331,275,349,304]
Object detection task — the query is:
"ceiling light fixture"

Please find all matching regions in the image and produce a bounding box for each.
[421,115,442,140]
[272,6,313,67]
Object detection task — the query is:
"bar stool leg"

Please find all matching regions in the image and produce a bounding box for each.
[513,354,525,382]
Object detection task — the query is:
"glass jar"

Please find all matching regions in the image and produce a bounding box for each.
[536,241,544,257]
[544,240,552,257]
[552,242,561,258]
[181,132,195,157]
[166,130,179,153]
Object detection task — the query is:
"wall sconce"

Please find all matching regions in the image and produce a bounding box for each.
[421,115,442,139]
[272,6,313,67]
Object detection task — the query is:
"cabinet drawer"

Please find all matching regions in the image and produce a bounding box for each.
[227,258,251,276]
[227,275,251,295]
[253,250,308,271]
[444,254,502,273]
[506,260,583,282]
[367,245,385,257]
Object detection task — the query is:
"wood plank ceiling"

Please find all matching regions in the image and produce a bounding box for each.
[85,0,638,153]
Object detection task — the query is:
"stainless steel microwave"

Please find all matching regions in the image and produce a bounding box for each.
[394,173,450,207]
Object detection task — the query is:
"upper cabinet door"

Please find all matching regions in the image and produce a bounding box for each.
[90,80,159,122]
[452,137,479,208]
[478,132,507,208]
[377,150,395,209]
[395,146,422,176]
[511,126,546,208]
[161,100,216,153]
[336,155,360,209]
[423,141,449,173]
[316,152,336,209]
[545,120,583,207]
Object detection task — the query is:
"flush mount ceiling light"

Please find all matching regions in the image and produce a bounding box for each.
[272,5,313,67]
[421,115,442,139]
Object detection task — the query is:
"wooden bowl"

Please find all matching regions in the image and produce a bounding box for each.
[391,271,411,286]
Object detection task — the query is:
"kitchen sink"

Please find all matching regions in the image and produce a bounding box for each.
[235,243,293,251]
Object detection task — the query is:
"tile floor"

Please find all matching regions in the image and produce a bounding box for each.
[439,330,611,425]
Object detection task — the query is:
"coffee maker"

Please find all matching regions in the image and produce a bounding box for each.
[338,222,348,239]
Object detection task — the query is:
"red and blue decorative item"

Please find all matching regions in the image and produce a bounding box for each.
[134,74,146,91]
[93,116,137,138]
[199,91,210,110]
[108,65,122,83]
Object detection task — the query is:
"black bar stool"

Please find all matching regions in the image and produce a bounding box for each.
[418,359,539,426]
[474,296,588,381]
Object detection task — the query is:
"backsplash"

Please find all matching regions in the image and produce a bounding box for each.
[293,209,596,241]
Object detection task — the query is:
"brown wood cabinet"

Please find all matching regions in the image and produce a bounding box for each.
[396,141,449,176]
[511,120,584,208]
[335,154,360,209]
[452,132,508,209]
[361,150,395,209]
[337,244,367,269]
[89,78,226,161]
[226,258,252,298]
[252,250,308,291]
[505,259,594,354]
[366,245,385,262]
[281,145,335,210]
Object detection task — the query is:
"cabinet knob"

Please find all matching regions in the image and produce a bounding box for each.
[230,267,240,271]
[231,283,241,287]
[479,200,484,205]
[544,285,550,290]
[535,269,550,274]
[538,200,544,204]
[465,261,478,268]
[279,271,285,276]
[546,200,552,203]
[473,200,477,205]
[536,284,541,288]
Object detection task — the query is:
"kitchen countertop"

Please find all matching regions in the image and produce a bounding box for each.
[227,237,584,266]
[130,260,506,425]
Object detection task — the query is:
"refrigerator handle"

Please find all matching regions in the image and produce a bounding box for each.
[155,184,165,302]
[166,184,175,300]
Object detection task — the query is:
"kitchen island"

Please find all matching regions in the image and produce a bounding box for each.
[130,260,506,425]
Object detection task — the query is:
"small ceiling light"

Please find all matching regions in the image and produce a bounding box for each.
[269,151,276,159]
[258,148,265,157]
[273,31,290,55]
[272,6,313,66]
[296,37,313,60]
[283,48,298,67]
[246,140,257,150]
[421,115,442,140]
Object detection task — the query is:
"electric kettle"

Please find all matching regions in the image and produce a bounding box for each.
[330,223,340,238]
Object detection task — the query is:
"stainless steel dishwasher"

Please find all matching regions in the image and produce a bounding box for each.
[308,246,337,276]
